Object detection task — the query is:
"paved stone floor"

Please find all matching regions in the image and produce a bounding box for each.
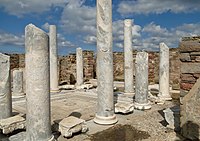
[0,88,184,141]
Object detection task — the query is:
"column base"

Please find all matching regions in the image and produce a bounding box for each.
[158,95,172,101]
[50,88,60,93]
[93,114,118,125]
[134,102,151,110]
[12,93,25,98]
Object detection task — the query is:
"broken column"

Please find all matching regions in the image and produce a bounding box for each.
[159,42,172,100]
[134,52,151,110]
[124,19,134,95]
[94,0,118,125]
[0,53,12,119]
[12,69,25,98]
[49,25,59,92]
[76,47,84,87]
[25,24,54,141]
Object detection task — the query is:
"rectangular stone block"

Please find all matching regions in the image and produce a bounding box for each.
[0,115,25,134]
[181,63,200,73]
[180,53,191,62]
[181,74,196,84]
[179,40,200,53]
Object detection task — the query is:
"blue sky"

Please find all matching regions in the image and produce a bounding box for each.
[0,0,200,55]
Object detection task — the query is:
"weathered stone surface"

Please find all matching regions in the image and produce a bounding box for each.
[76,48,84,86]
[115,102,134,114]
[59,116,88,138]
[0,115,25,134]
[180,53,191,62]
[180,82,194,91]
[159,43,171,100]
[124,19,134,94]
[25,24,54,141]
[49,25,59,92]
[181,74,196,84]
[94,0,117,125]
[135,52,151,110]
[0,53,12,119]
[76,84,94,90]
[163,106,180,130]
[181,78,200,140]
[181,63,200,73]
[179,39,200,53]
[12,69,25,97]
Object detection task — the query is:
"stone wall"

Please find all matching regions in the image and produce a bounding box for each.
[7,49,180,87]
[179,36,200,140]
[179,37,200,97]
[59,50,95,84]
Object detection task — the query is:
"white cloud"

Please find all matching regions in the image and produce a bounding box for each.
[57,33,79,48]
[60,0,96,35]
[0,32,24,46]
[0,0,67,17]
[118,0,200,15]
[135,22,200,51]
[83,35,96,44]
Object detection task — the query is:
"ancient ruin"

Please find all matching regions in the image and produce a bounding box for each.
[25,24,54,141]
[0,0,200,141]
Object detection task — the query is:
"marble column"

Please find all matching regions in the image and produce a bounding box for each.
[25,24,54,141]
[134,52,151,110]
[94,0,118,125]
[158,42,172,100]
[12,69,25,98]
[76,47,84,87]
[49,25,59,92]
[0,53,12,119]
[124,19,134,95]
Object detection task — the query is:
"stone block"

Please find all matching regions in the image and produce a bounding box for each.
[0,115,25,134]
[179,40,200,53]
[180,74,196,83]
[180,83,194,91]
[115,102,134,114]
[181,63,200,73]
[180,53,191,62]
[181,78,200,140]
[163,106,180,130]
[59,116,88,138]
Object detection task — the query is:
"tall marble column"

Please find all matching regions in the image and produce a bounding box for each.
[124,19,134,95]
[76,47,84,87]
[134,52,151,110]
[12,69,25,98]
[25,24,54,141]
[49,25,59,92]
[158,42,172,100]
[94,0,118,125]
[0,53,12,119]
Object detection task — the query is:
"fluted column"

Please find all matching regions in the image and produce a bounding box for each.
[158,42,171,100]
[94,0,118,125]
[49,25,59,92]
[25,24,54,141]
[134,52,151,110]
[0,53,12,119]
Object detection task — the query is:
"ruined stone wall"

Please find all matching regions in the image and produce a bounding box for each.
[7,49,180,86]
[179,37,200,97]
[59,50,95,84]
[179,36,200,140]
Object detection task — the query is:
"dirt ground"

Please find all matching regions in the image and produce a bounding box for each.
[3,87,188,141]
